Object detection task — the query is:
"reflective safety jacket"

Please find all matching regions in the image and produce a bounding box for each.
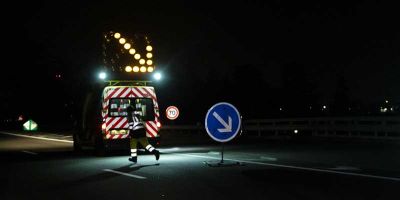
[128,111,145,131]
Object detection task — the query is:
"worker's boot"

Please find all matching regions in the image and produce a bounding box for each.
[153,150,160,161]
[128,156,137,163]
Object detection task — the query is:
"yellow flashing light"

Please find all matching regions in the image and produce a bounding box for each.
[147,66,154,72]
[124,43,131,49]
[119,38,126,44]
[146,60,153,65]
[146,53,153,58]
[146,45,153,51]
[129,49,136,55]
[134,54,141,60]
[140,66,147,72]
[125,66,132,72]
[133,66,139,72]
[114,32,121,39]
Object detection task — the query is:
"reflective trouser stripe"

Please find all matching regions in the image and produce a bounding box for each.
[145,144,155,152]
[131,149,137,157]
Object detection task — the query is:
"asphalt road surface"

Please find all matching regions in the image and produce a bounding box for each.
[0,131,399,200]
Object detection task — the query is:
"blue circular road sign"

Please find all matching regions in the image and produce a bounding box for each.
[205,102,241,142]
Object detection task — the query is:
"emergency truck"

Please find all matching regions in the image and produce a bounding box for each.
[73,31,161,155]
[73,81,161,155]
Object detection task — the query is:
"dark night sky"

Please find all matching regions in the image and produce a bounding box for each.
[1,0,399,125]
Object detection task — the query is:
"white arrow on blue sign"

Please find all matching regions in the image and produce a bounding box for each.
[205,102,241,142]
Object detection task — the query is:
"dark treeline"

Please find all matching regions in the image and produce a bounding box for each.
[1,63,399,130]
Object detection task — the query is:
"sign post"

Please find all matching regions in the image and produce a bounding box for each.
[204,102,242,167]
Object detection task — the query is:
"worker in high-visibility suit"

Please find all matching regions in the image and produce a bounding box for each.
[127,104,160,163]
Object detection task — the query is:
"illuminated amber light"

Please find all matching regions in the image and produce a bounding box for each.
[133,66,139,72]
[146,45,153,51]
[129,49,136,54]
[140,66,147,72]
[125,66,132,72]
[114,32,121,39]
[147,66,154,72]
[119,38,126,44]
[134,54,141,60]
[124,43,131,49]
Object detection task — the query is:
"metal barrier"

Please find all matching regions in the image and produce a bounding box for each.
[161,116,400,140]
[243,116,400,140]
[161,125,204,134]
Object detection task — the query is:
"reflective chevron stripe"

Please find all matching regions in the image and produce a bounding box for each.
[102,86,160,140]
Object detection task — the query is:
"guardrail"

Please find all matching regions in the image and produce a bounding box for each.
[161,125,204,134]
[161,116,400,140]
[243,116,400,140]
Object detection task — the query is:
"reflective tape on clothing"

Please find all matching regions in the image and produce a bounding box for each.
[131,125,145,130]
[131,149,137,157]
[145,144,155,152]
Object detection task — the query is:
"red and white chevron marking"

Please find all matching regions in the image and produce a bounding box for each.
[102,86,160,140]
[146,121,159,137]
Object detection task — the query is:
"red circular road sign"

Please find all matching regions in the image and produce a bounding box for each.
[166,106,179,120]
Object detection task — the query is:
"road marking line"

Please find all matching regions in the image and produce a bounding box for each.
[260,156,277,161]
[177,153,400,182]
[0,131,73,143]
[21,150,38,155]
[103,169,147,179]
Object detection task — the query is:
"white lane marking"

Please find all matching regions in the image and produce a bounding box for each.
[103,169,147,179]
[0,131,73,143]
[21,150,38,155]
[176,153,400,182]
[208,151,220,155]
[260,156,277,161]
